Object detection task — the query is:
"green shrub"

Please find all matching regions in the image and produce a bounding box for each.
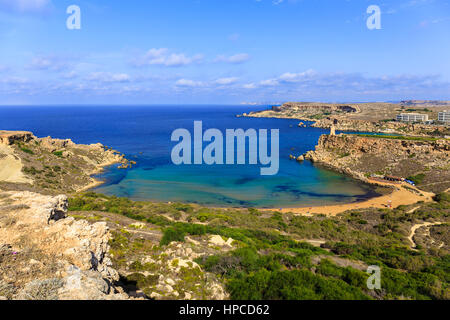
[20,147,34,154]
[160,227,186,246]
[407,174,426,185]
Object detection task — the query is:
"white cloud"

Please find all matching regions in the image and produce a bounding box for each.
[0,0,51,13]
[260,78,279,86]
[278,69,317,82]
[62,71,78,79]
[214,77,239,85]
[242,83,257,89]
[28,55,69,71]
[1,77,29,85]
[86,72,130,83]
[175,79,204,87]
[215,53,250,64]
[136,48,204,67]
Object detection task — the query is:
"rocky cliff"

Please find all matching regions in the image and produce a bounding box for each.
[272,102,360,114]
[305,134,450,193]
[0,131,34,145]
[0,191,129,300]
[311,118,449,136]
[0,130,130,195]
[241,102,450,136]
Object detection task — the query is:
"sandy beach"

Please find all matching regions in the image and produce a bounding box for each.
[278,179,435,216]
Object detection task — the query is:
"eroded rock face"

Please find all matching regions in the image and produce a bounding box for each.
[0,191,128,300]
[312,118,449,136]
[0,131,35,146]
[0,130,128,194]
[38,137,76,153]
[280,102,359,114]
[304,134,450,192]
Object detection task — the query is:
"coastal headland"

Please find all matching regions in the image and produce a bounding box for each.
[243,101,450,214]
[240,100,450,136]
[0,130,131,195]
[0,116,449,300]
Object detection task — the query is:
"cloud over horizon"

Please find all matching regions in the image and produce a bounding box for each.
[0,0,51,13]
[134,49,204,67]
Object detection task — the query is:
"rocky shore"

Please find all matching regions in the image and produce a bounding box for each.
[303,134,450,193]
[0,130,130,195]
[310,118,449,136]
[241,102,450,136]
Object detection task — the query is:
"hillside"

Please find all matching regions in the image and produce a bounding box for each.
[241,101,450,136]
[0,130,130,195]
[304,134,450,193]
[0,130,449,300]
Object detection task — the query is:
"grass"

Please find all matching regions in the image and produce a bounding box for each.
[407,173,426,185]
[67,191,450,300]
[20,147,34,155]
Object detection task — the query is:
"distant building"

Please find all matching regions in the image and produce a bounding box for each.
[438,110,450,123]
[396,113,429,122]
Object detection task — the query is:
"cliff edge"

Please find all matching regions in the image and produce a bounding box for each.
[305,134,450,193]
[0,191,129,300]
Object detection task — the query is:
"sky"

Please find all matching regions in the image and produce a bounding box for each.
[0,0,449,105]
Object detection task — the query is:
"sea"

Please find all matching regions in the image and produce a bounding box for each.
[0,105,381,208]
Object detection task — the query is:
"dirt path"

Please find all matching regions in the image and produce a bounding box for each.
[407,206,420,214]
[277,180,434,216]
[408,222,443,249]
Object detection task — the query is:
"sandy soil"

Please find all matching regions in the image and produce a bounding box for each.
[278,179,435,216]
[408,222,443,249]
[0,145,32,184]
[75,158,125,193]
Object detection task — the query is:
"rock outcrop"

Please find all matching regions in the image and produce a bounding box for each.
[0,191,129,300]
[305,134,450,192]
[0,131,34,146]
[273,102,359,114]
[0,130,129,194]
[241,102,450,136]
[311,118,449,136]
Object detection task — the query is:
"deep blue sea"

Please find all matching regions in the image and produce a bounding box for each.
[0,105,380,208]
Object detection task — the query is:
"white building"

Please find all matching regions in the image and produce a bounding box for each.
[396,113,429,122]
[438,110,450,123]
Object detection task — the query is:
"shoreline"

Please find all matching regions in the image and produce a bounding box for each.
[76,159,124,193]
[276,179,435,216]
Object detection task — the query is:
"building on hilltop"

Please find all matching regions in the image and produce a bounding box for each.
[438,110,450,123]
[396,113,429,123]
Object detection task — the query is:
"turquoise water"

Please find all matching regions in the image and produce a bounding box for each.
[0,105,380,208]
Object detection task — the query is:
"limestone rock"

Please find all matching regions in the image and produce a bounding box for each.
[0,191,127,300]
[0,131,35,146]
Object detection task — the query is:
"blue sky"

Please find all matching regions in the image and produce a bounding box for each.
[0,0,449,105]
